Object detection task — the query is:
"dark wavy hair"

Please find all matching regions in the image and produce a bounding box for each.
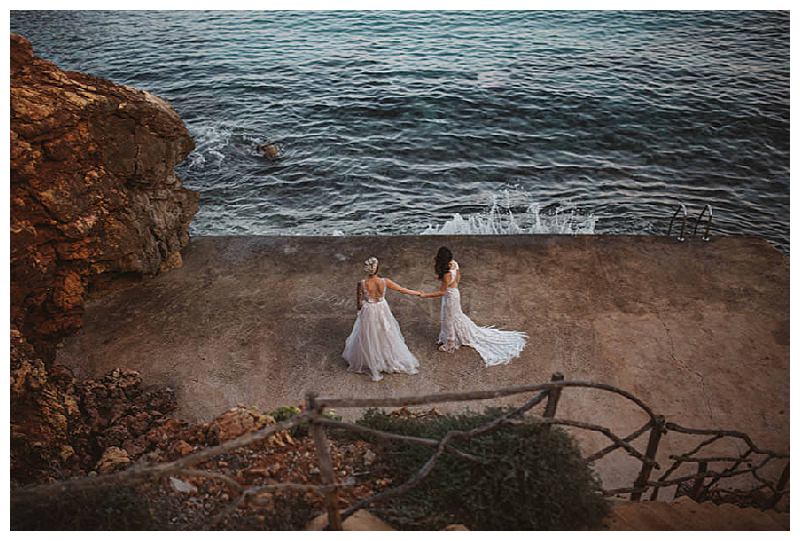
[435,246,453,279]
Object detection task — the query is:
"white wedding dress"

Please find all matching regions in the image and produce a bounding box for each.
[343,278,420,381]
[438,267,527,366]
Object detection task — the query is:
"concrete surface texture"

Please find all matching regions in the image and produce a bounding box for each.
[602,497,789,530]
[57,235,789,491]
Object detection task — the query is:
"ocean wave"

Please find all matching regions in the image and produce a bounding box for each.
[421,192,597,235]
[185,123,268,171]
[18,11,783,251]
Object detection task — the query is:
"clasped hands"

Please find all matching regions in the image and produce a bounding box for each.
[410,259,457,299]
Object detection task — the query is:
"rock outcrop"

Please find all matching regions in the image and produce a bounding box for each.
[11,32,199,485]
[10,328,181,484]
[10,33,198,358]
[206,406,277,445]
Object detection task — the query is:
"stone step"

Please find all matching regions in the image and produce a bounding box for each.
[603,497,789,530]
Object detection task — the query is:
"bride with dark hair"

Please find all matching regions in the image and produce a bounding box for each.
[420,246,527,366]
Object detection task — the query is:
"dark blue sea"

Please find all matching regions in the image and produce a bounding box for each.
[11,11,790,251]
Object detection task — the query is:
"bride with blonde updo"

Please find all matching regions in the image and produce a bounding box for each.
[342,256,422,381]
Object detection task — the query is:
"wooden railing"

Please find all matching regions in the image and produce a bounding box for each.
[11,373,790,530]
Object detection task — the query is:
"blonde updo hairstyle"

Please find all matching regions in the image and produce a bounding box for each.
[363,256,379,276]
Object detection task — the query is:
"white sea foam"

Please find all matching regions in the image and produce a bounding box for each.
[185,123,262,171]
[186,125,232,170]
[421,193,597,235]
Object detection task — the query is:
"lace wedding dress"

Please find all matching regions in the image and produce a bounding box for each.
[438,267,527,366]
[343,278,420,381]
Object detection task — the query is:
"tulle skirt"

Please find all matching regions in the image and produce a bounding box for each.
[343,300,420,381]
[438,288,527,366]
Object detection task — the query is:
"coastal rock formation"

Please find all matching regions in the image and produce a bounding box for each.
[10,33,198,357]
[10,327,86,484]
[10,324,296,484]
[11,328,181,484]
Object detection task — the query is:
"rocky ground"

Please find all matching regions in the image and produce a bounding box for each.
[11,327,177,484]
[11,398,421,530]
[130,423,389,530]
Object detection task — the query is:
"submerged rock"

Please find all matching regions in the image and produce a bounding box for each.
[258,141,284,160]
[10,33,199,357]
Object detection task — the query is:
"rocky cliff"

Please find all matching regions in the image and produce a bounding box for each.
[10,33,198,484]
[11,326,180,484]
[10,33,198,358]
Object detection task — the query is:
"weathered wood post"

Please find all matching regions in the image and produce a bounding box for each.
[765,462,789,509]
[543,372,565,424]
[306,392,343,531]
[688,461,708,500]
[631,415,665,501]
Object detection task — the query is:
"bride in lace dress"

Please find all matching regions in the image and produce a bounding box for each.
[420,246,527,366]
[342,257,422,381]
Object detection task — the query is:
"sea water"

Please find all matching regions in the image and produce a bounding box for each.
[11,11,789,251]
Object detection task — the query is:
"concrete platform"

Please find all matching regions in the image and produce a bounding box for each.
[57,235,789,489]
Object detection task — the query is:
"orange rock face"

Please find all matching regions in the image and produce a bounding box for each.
[10,33,198,358]
[206,406,277,445]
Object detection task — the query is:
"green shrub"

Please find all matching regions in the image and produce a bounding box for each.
[11,484,158,530]
[357,408,609,530]
[268,405,341,439]
[269,405,302,423]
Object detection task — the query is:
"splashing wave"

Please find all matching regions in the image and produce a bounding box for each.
[422,193,597,235]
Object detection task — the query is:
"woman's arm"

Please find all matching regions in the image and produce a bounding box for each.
[384,278,421,296]
[420,274,451,298]
[355,281,363,311]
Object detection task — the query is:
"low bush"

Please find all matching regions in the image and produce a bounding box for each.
[11,484,158,530]
[269,405,341,438]
[357,408,609,530]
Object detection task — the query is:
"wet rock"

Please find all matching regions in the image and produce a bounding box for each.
[258,141,284,160]
[10,33,198,356]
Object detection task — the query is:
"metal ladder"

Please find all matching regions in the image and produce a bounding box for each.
[668,203,713,242]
